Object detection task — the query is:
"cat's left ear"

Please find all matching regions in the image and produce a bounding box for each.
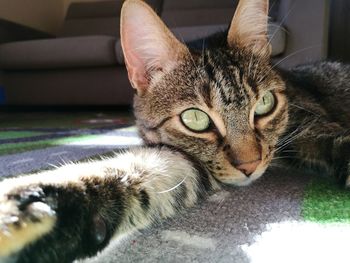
[120,0,190,94]
[227,0,271,56]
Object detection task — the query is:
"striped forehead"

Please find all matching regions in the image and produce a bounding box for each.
[200,50,259,110]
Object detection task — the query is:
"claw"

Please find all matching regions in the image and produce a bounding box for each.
[0,201,56,258]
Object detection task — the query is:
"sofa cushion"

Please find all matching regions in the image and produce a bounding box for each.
[170,25,229,45]
[115,22,286,65]
[162,9,235,27]
[60,0,163,37]
[0,36,118,70]
[172,23,286,56]
[65,0,123,19]
[65,0,162,20]
[60,17,120,37]
[162,0,280,20]
[162,0,236,10]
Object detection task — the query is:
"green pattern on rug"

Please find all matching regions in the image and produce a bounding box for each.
[0,111,133,129]
[0,111,135,156]
[0,135,101,156]
[302,178,350,223]
[0,131,45,140]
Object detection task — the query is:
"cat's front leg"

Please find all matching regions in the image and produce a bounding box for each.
[0,162,128,262]
[0,184,57,261]
[330,132,350,186]
[0,147,215,263]
[290,122,350,186]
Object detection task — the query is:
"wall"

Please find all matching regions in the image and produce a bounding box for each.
[0,0,64,34]
[329,0,350,62]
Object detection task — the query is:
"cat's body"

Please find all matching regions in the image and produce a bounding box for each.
[281,62,350,184]
[0,0,349,262]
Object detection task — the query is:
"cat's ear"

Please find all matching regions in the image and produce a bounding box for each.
[227,0,271,56]
[120,0,189,93]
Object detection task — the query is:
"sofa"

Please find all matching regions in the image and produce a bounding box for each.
[0,0,330,106]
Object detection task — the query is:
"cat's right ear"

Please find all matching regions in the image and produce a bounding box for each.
[227,0,271,56]
[120,0,189,94]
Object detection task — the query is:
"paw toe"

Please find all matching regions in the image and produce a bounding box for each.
[0,198,56,258]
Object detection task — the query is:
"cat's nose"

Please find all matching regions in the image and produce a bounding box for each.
[236,160,261,177]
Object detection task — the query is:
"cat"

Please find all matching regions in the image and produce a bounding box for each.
[1,0,350,262]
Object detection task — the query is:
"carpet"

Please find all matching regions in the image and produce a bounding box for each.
[1,111,350,263]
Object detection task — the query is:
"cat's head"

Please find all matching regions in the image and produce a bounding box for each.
[120,0,288,186]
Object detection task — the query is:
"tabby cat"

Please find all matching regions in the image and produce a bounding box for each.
[1,0,350,262]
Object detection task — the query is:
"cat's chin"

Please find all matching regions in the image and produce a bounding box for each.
[219,177,256,186]
[215,167,267,186]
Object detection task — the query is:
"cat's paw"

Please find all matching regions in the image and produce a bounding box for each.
[0,187,57,258]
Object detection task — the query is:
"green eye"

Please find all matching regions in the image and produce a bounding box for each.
[180,109,210,132]
[254,91,275,116]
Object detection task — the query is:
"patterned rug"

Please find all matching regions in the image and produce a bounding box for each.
[1,111,350,263]
[0,111,141,178]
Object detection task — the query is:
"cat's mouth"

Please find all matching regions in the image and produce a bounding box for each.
[216,164,268,186]
[212,150,273,186]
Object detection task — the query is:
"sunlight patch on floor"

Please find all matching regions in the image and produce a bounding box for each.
[66,131,142,147]
[241,221,350,263]
[161,230,217,250]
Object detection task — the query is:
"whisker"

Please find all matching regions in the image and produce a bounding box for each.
[275,133,301,152]
[272,156,297,160]
[270,45,321,71]
[265,1,296,51]
[275,118,318,153]
[201,39,206,69]
[289,103,321,117]
[156,176,188,194]
[268,162,286,169]
[280,150,298,153]
[253,2,296,78]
